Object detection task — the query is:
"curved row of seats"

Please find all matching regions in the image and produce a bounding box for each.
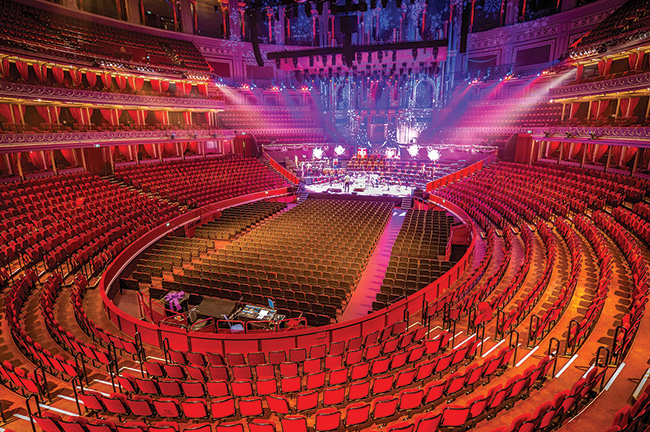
[115,157,290,208]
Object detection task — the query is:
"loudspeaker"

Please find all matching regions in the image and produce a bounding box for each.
[459,4,470,54]
[248,9,265,67]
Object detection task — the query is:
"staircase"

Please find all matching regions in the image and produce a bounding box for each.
[401,196,413,210]
[297,192,309,204]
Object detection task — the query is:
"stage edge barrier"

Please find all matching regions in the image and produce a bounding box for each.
[100,190,476,355]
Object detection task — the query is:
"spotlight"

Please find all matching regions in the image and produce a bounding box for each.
[565,132,574,138]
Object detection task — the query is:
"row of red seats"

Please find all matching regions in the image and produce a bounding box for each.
[570,215,613,353]
[592,211,649,364]
[490,225,534,311]
[613,206,650,245]
[498,222,557,336]
[489,365,607,432]
[2,269,52,399]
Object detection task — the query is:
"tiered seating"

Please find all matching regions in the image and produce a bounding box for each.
[218,107,325,144]
[114,156,291,208]
[373,209,454,311]
[163,199,393,325]
[0,171,180,274]
[0,0,210,74]
[451,102,562,129]
[592,210,649,364]
[194,201,287,241]
[565,0,650,56]
[219,108,317,130]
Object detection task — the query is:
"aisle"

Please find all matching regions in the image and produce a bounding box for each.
[340,209,407,321]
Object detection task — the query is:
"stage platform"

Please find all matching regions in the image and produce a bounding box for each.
[305,177,417,198]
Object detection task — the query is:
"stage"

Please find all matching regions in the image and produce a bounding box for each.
[305,174,418,197]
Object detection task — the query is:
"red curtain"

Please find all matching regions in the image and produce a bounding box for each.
[143,144,157,158]
[569,103,581,119]
[181,141,188,154]
[151,79,170,93]
[60,148,78,165]
[70,69,83,86]
[204,112,211,124]
[0,58,10,79]
[163,142,178,156]
[628,53,638,70]
[571,142,582,159]
[189,141,199,153]
[70,107,92,125]
[597,59,613,76]
[547,141,560,156]
[593,144,609,162]
[611,146,623,166]
[183,111,193,125]
[127,77,144,92]
[0,104,16,122]
[591,100,609,118]
[86,72,97,87]
[100,109,121,126]
[624,147,638,165]
[15,61,29,81]
[128,110,147,126]
[35,106,61,124]
[115,76,127,90]
[12,105,25,124]
[100,72,112,88]
[52,66,65,84]
[28,151,51,170]
[33,64,47,82]
[154,111,169,125]
[620,98,640,118]
[118,145,135,161]
[176,82,192,95]
[197,83,208,96]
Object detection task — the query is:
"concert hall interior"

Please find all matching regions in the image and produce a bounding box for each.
[1,0,650,431]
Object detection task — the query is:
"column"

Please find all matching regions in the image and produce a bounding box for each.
[158,143,164,161]
[581,144,587,167]
[276,7,285,45]
[230,5,241,41]
[108,146,115,173]
[179,0,195,34]
[632,148,641,175]
[605,147,613,172]
[558,142,563,163]
[17,153,24,180]
[125,0,142,24]
[504,0,517,25]
[568,142,574,161]
[3,154,12,175]
[51,150,58,175]
[561,0,576,12]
